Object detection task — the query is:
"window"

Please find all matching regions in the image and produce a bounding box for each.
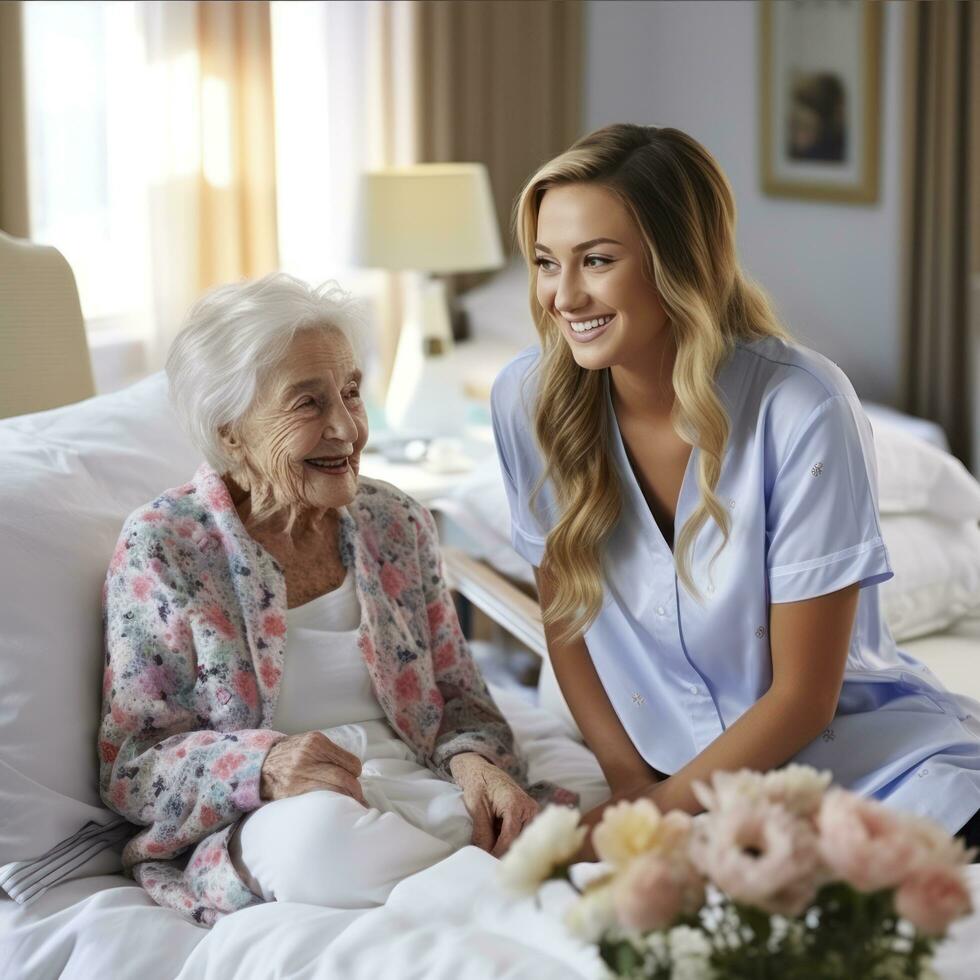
[23,1,152,337]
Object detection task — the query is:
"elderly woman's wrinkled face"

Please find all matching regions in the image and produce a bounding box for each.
[232,328,367,514]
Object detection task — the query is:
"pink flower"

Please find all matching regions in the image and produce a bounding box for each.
[211,751,247,781]
[165,619,193,651]
[433,642,456,672]
[207,485,232,512]
[690,802,821,916]
[614,852,705,931]
[380,563,407,599]
[233,672,258,708]
[259,659,280,690]
[395,669,421,703]
[174,518,197,538]
[816,789,923,892]
[895,864,973,936]
[261,612,286,638]
[359,633,376,665]
[904,813,976,870]
[132,575,153,601]
[109,539,127,573]
[203,604,238,640]
[427,600,446,632]
[111,781,127,810]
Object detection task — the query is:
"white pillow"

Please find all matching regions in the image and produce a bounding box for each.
[873,422,980,522]
[0,373,200,881]
[431,453,536,587]
[879,516,980,642]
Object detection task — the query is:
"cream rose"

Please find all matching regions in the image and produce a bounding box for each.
[498,805,586,896]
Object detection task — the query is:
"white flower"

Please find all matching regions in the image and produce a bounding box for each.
[593,799,691,867]
[642,931,669,960]
[668,925,712,958]
[563,881,617,942]
[668,925,716,980]
[498,805,586,896]
[693,765,831,819]
[761,765,832,818]
[692,770,767,812]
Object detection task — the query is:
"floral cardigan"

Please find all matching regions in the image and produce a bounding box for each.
[99,462,574,927]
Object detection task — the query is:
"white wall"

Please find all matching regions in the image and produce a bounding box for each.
[584,0,906,405]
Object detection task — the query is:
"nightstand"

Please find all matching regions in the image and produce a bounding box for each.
[358,445,546,664]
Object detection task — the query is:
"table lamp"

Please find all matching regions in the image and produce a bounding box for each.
[353,163,504,436]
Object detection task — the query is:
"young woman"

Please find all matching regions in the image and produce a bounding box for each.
[490,123,980,853]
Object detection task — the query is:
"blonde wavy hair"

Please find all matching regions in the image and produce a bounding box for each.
[515,124,792,641]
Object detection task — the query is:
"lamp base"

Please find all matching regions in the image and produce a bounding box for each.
[385,276,467,437]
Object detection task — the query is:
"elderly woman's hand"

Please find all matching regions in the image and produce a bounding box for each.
[260,731,367,806]
[449,752,540,857]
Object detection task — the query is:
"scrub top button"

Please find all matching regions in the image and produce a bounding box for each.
[688,684,700,695]
[656,605,666,616]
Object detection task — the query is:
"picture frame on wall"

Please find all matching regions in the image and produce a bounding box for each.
[760,0,882,204]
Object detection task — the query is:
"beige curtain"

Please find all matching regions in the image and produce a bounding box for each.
[902,0,978,469]
[0,0,29,238]
[143,0,279,367]
[414,0,583,261]
[366,0,582,382]
[196,0,279,291]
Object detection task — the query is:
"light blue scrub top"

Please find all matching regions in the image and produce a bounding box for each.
[491,336,980,833]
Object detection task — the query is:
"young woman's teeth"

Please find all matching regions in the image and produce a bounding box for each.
[570,314,613,333]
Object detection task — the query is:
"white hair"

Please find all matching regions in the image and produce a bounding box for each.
[166,273,367,473]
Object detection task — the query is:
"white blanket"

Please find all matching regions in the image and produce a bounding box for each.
[2,687,979,980]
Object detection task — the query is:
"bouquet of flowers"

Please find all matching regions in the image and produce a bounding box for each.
[499,766,974,980]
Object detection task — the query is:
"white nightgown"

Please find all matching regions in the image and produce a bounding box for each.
[234,568,473,908]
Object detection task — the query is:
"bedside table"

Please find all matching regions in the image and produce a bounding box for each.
[357,451,473,509]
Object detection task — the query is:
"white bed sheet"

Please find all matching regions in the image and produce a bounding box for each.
[0,686,610,980]
[901,613,980,704]
[5,678,980,980]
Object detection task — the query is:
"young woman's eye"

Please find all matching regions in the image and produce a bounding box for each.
[585,254,612,268]
[534,256,558,272]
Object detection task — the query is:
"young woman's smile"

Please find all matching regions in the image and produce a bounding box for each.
[533,183,671,372]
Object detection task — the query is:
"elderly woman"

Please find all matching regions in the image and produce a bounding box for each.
[98,274,573,927]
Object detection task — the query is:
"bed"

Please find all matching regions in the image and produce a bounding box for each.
[3,265,980,978]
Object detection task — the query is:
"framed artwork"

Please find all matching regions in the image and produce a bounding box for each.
[760,0,882,204]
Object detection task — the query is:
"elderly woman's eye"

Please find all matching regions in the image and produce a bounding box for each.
[295,398,317,411]
[345,386,361,400]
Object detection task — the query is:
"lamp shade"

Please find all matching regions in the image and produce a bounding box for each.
[352,163,505,273]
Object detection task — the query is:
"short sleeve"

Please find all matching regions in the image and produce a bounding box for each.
[490,358,549,567]
[766,393,894,603]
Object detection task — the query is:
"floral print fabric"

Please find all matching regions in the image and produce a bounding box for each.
[99,463,574,926]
